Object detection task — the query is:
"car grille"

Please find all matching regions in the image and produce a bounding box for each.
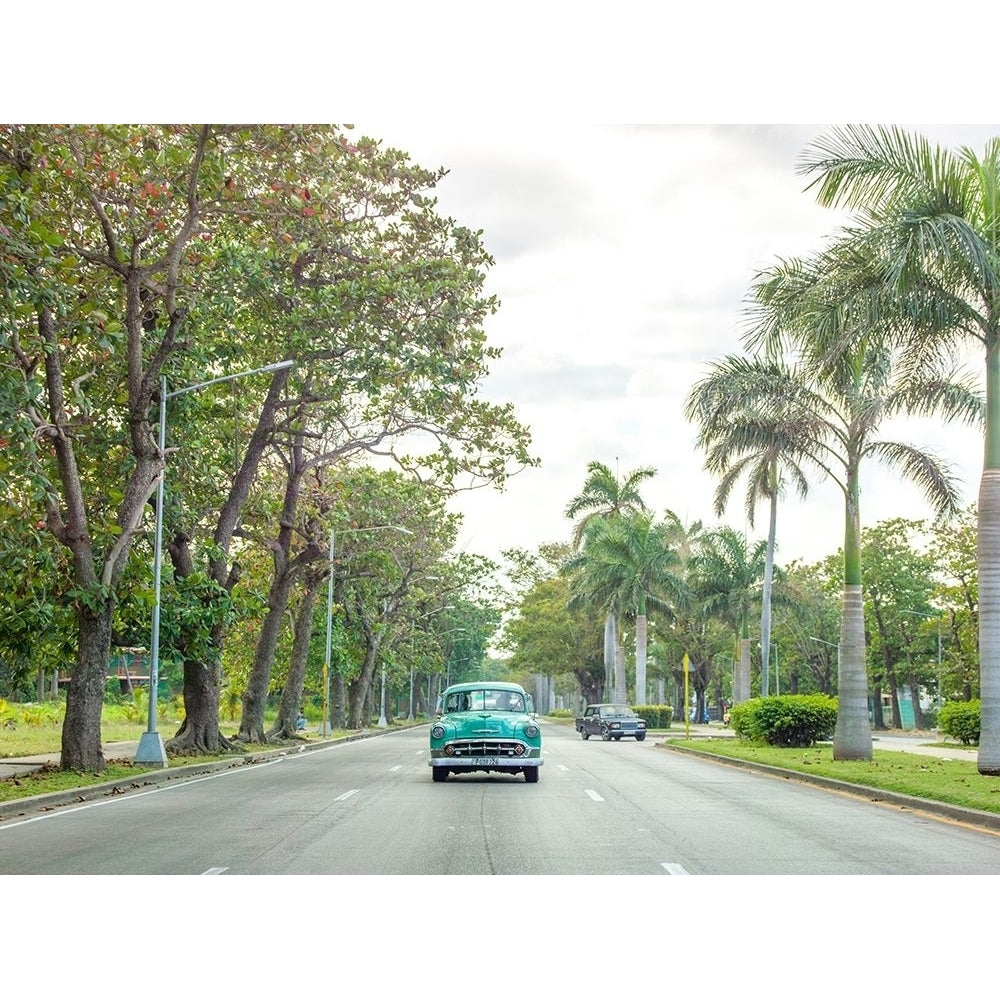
[445,739,527,757]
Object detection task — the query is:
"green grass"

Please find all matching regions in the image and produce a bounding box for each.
[662,737,1000,815]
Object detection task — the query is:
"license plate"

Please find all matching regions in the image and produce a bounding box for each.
[468,757,504,766]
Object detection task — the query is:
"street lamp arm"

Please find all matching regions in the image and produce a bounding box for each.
[165,360,293,400]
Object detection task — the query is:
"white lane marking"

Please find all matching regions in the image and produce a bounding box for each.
[558,764,569,771]
[585,789,605,801]
[202,867,228,875]
[661,863,689,875]
[389,765,402,772]
[415,750,425,756]
[335,788,360,801]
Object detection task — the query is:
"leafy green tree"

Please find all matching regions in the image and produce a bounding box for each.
[0,125,313,769]
[0,125,535,767]
[861,518,937,729]
[792,124,1000,770]
[927,506,980,702]
[775,558,842,695]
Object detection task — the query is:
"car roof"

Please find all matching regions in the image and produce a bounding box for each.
[443,681,526,694]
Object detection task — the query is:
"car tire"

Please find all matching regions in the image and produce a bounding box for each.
[581,729,590,740]
[636,732,646,741]
[432,767,448,782]
[524,767,539,783]
[601,728,611,741]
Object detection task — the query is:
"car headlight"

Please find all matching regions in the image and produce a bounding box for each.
[524,722,539,738]
[430,724,446,740]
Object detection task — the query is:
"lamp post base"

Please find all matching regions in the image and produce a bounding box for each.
[134,731,169,767]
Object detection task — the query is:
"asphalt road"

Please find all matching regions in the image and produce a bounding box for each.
[2,720,999,875]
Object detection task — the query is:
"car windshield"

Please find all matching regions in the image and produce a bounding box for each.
[604,706,635,717]
[444,689,525,713]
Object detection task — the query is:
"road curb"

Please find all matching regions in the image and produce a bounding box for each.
[662,742,1000,833]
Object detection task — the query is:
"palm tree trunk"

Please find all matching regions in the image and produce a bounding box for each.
[760,485,777,697]
[978,467,1000,772]
[615,641,626,703]
[604,614,616,699]
[635,613,647,705]
[737,638,751,703]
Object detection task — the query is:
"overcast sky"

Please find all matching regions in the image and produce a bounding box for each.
[354,122,997,573]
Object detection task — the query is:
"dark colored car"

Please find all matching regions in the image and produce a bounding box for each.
[575,703,648,741]
[428,681,543,782]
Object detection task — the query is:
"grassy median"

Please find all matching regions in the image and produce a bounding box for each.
[661,737,1000,815]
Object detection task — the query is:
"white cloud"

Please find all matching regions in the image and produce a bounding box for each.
[355,123,997,573]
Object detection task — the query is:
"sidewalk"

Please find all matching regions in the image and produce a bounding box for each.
[660,722,980,760]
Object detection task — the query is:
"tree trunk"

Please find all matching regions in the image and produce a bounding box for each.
[169,659,225,753]
[834,583,873,760]
[603,614,616,698]
[163,534,235,755]
[614,641,627,703]
[760,487,777,697]
[978,465,1000,772]
[348,642,381,729]
[238,564,296,742]
[168,367,291,755]
[871,683,886,730]
[833,466,872,761]
[735,638,751,704]
[333,673,347,729]
[268,578,321,740]
[908,673,926,729]
[635,613,647,705]
[60,606,114,771]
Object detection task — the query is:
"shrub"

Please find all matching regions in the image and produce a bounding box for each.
[547,708,574,719]
[634,704,672,728]
[730,694,837,747]
[938,700,980,745]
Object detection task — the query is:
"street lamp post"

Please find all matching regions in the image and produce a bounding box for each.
[378,663,388,727]
[135,360,294,766]
[320,523,413,738]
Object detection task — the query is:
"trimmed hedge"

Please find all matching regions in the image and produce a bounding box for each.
[729,694,837,748]
[634,704,672,729]
[937,700,980,745]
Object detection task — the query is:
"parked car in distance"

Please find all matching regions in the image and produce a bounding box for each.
[429,681,543,783]
[575,703,648,741]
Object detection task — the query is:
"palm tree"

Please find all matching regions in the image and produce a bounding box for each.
[566,512,685,703]
[565,461,657,697]
[686,355,815,697]
[689,525,769,705]
[790,124,1000,773]
[744,276,982,759]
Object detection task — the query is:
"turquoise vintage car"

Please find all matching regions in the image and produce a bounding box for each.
[429,681,543,782]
